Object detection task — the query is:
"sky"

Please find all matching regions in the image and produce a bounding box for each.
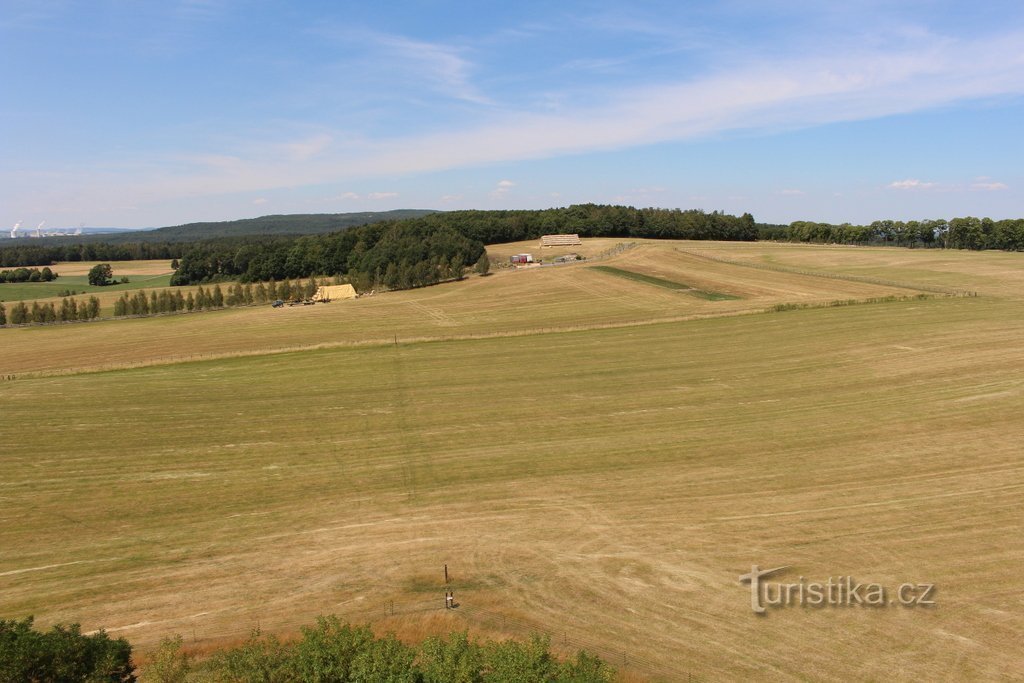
[2,0,1024,229]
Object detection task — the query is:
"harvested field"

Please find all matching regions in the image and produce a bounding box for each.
[1,240,1022,680]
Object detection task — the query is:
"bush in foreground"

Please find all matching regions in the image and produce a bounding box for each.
[0,616,135,682]
[192,615,614,682]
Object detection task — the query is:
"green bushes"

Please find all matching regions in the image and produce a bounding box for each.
[173,616,614,682]
[0,616,135,682]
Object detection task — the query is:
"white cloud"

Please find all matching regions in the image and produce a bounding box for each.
[340,192,360,200]
[779,189,805,195]
[252,197,268,205]
[491,179,515,197]
[323,29,492,105]
[367,191,398,200]
[11,27,1024,217]
[888,179,936,190]
[439,194,463,203]
[970,177,1008,191]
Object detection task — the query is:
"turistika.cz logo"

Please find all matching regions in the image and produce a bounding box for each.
[739,565,936,614]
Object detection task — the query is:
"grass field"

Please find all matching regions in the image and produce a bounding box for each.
[1,240,1022,680]
[0,260,175,304]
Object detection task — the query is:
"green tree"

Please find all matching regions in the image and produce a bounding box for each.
[0,302,6,325]
[10,301,28,324]
[87,263,114,286]
[419,632,484,683]
[0,617,136,683]
[450,254,466,281]
[87,296,101,319]
[146,635,190,683]
[212,284,225,307]
[351,634,417,682]
[186,292,195,311]
[475,252,490,276]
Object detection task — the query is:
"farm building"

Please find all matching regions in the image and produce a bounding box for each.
[540,234,581,247]
[510,253,534,265]
[312,284,357,302]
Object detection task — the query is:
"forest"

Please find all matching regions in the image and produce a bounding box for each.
[760,217,1024,250]
[168,205,757,286]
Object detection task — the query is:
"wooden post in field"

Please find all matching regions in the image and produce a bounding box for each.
[444,564,449,584]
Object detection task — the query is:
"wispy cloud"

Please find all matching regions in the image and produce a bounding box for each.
[318,28,492,105]
[490,179,515,197]
[970,177,1008,191]
[888,179,936,190]
[10,26,1024,216]
[779,188,805,195]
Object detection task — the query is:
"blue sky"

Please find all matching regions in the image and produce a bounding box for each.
[2,0,1023,229]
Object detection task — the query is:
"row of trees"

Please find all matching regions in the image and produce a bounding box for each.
[152,616,613,682]
[1,296,101,325]
[761,217,1024,250]
[111,279,324,316]
[0,266,57,283]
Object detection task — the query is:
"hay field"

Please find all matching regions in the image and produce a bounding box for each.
[0,241,918,377]
[1,240,1022,680]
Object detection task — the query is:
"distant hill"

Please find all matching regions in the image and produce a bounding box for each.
[7,210,437,245]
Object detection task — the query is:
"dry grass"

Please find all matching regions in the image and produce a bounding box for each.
[0,241,915,377]
[47,260,176,277]
[1,240,1023,681]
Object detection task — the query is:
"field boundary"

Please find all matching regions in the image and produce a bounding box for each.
[675,248,975,296]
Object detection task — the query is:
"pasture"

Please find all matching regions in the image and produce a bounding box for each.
[1,240,1022,680]
[0,260,174,305]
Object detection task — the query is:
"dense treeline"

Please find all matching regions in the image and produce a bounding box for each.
[0,266,57,282]
[0,241,186,267]
[170,222,486,288]
[399,204,758,243]
[169,205,756,287]
[1,296,101,325]
[761,217,1024,250]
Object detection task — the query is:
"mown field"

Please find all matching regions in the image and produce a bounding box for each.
[1,240,1022,681]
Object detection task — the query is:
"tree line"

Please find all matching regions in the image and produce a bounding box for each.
[1,296,101,325]
[0,241,186,268]
[760,217,1024,250]
[0,266,57,283]
[112,279,323,316]
[168,205,755,287]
